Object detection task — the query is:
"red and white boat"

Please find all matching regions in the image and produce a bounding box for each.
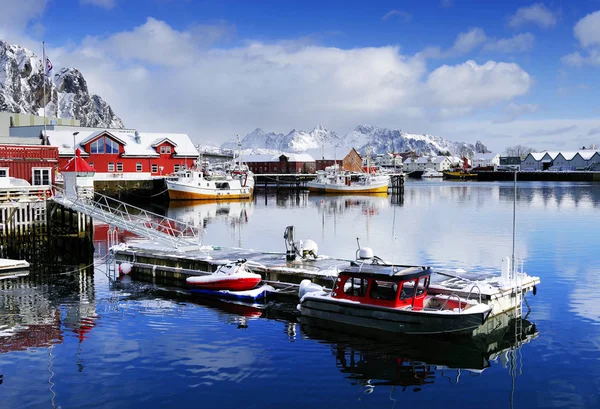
[186,259,262,291]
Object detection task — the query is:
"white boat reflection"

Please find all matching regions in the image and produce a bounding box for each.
[310,194,389,216]
[166,199,254,229]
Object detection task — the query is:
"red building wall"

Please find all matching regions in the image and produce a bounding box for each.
[56,135,196,176]
[0,145,59,184]
[247,160,315,174]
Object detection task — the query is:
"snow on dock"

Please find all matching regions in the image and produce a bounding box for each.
[113,243,539,318]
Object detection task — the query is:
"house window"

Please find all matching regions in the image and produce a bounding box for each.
[105,138,119,154]
[152,164,158,173]
[32,168,51,185]
[166,146,171,154]
[174,165,180,172]
[0,168,9,177]
[90,136,119,154]
[136,162,143,172]
[108,162,115,172]
[117,162,123,172]
[160,146,166,154]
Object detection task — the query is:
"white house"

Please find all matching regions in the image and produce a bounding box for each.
[403,157,419,172]
[472,153,500,168]
[432,156,453,171]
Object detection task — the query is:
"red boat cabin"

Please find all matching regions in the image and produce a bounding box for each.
[331,265,432,310]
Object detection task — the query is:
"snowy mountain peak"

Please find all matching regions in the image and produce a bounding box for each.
[0,40,123,128]
[224,124,485,158]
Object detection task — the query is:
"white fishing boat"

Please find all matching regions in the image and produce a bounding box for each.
[307,165,390,194]
[166,138,254,200]
[422,169,443,178]
[166,169,254,200]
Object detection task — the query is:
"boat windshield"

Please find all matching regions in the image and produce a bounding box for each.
[370,280,398,301]
[400,280,415,300]
[343,277,368,297]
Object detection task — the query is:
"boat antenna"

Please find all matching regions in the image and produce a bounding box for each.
[356,237,361,249]
[511,170,517,276]
[237,134,242,169]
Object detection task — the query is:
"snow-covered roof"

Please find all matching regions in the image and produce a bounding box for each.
[415,157,431,164]
[151,138,178,147]
[473,153,499,160]
[45,129,199,157]
[577,150,600,160]
[432,156,451,163]
[0,136,43,145]
[528,152,546,161]
[243,153,316,163]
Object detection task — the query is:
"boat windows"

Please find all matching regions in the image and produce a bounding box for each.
[343,277,368,297]
[416,277,429,297]
[216,182,230,190]
[370,280,398,301]
[400,280,416,300]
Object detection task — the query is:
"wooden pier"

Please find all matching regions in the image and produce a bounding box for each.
[113,242,537,317]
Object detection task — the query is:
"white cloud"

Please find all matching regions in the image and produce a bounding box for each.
[0,0,46,39]
[574,10,600,47]
[422,27,487,58]
[15,17,531,145]
[493,102,539,123]
[382,9,412,22]
[562,11,600,67]
[424,28,534,59]
[483,32,535,53]
[80,0,115,9]
[427,60,532,107]
[508,3,557,29]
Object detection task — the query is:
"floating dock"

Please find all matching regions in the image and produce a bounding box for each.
[113,244,538,318]
[0,258,30,280]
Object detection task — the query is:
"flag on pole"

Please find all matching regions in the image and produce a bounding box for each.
[45,57,53,77]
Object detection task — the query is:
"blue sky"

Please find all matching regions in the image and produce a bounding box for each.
[3,0,600,151]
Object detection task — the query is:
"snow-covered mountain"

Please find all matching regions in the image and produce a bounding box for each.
[0,40,123,128]
[222,125,343,153]
[223,124,487,157]
[345,125,486,157]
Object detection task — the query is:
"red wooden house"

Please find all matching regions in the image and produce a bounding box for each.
[0,139,58,185]
[45,129,199,179]
[244,153,316,174]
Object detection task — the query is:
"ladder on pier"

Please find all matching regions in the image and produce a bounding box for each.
[52,187,202,251]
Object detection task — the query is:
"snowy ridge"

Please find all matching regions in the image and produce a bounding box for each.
[222,124,486,157]
[0,40,123,128]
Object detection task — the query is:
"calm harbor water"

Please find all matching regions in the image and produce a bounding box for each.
[2,180,600,408]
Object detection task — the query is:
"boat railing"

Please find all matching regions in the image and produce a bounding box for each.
[465,284,482,304]
[439,293,463,312]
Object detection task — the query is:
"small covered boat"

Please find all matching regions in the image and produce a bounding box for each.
[186,259,262,291]
[422,169,443,178]
[298,250,492,335]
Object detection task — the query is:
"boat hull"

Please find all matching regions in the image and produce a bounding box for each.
[187,276,261,291]
[443,172,478,180]
[307,182,389,194]
[300,297,490,335]
[167,181,253,200]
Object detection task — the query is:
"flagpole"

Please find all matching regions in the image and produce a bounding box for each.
[42,41,47,140]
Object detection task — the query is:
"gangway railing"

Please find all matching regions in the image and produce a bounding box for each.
[52,186,203,251]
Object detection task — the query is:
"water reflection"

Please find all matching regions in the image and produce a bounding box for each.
[300,313,538,393]
[0,269,97,353]
[167,199,255,229]
[310,194,390,216]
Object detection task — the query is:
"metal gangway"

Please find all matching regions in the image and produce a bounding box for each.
[52,186,203,251]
